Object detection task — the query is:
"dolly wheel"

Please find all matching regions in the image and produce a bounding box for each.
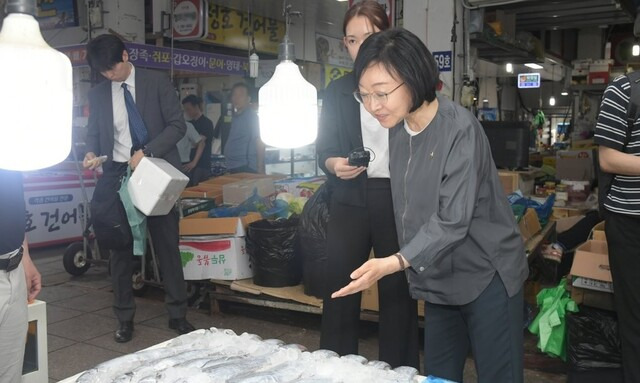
[132,261,148,297]
[63,242,91,276]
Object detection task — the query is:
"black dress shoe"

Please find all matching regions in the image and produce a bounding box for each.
[114,321,133,343]
[168,317,195,334]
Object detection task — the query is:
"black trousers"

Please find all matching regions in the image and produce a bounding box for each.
[106,165,188,323]
[320,178,419,369]
[424,273,524,383]
[605,212,640,383]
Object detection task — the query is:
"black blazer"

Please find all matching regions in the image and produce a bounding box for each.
[85,68,186,170]
[317,72,367,207]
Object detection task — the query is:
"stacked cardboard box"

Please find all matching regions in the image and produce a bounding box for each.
[179,212,262,281]
[568,226,614,311]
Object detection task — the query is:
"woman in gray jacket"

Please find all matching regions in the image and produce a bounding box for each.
[332,28,529,383]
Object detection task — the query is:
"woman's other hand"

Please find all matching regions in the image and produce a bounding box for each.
[326,157,366,180]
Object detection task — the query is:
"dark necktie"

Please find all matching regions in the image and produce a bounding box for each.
[122,83,148,150]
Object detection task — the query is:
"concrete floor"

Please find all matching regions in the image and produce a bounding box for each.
[31,245,567,382]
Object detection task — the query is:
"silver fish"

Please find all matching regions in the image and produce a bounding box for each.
[227,361,306,383]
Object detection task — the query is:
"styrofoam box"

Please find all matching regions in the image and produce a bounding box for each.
[128,157,189,216]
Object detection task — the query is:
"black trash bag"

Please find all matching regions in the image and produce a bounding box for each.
[246,217,301,287]
[298,184,330,298]
[567,306,622,371]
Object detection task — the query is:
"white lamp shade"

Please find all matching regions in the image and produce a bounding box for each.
[258,61,317,148]
[549,96,556,106]
[0,13,72,171]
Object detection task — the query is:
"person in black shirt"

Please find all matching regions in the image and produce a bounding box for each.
[0,169,41,382]
[182,95,214,184]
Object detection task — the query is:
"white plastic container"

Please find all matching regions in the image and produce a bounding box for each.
[127,157,189,216]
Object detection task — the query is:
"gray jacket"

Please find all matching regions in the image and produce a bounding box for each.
[390,96,528,305]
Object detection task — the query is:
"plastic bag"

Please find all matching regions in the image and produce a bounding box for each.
[118,166,147,256]
[513,193,556,226]
[298,184,330,297]
[567,306,621,371]
[528,278,578,361]
[208,189,272,218]
[246,217,301,287]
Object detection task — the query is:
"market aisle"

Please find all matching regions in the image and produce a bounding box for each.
[31,246,565,383]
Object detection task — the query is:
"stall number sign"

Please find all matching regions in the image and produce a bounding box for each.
[432,51,452,72]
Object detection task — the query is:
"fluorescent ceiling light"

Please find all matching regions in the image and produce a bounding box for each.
[525,63,544,69]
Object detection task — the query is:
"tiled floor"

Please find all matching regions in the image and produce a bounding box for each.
[31,245,567,382]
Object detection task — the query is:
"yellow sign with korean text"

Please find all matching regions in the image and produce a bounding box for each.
[325,65,351,87]
[204,2,286,55]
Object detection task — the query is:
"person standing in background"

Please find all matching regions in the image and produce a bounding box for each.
[83,34,194,343]
[0,169,41,383]
[182,95,214,184]
[176,120,206,186]
[594,73,640,383]
[223,83,265,174]
[315,1,419,369]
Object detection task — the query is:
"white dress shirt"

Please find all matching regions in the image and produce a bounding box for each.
[111,63,136,162]
[360,104,390,178]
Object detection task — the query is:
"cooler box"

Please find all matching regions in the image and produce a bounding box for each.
[128,157,189,216]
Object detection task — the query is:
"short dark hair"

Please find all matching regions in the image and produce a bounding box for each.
[86,34,126,73]
[231,82,250,94]
[182,94,202,107]
[354,28,440,112]
[343,0,390,36]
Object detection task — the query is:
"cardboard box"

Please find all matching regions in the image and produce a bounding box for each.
[180,184,223,204]
[361,282,379,312]
[570,240,611,288]
[179,211,261,236]
[569,285,615,311]
[180,198,216,217]
[179,212,261,280]
[552,205,591,220]
[201,175,242,187]
[222,178,276,205]
[519,208,542,241]
[128,157,189,216]
[498,169,537,195]
[556,150,595,181]
[180,237,252,280]
[274,176,326,198]
[590,221,605,241]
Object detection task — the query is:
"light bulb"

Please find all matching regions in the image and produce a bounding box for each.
[0,1,72,170]
[561,90,569,96]
[259,61,317,148]
[633,43,639,57]
[549,96,556,106]
[505,63,513,73]
[249,52,259,78]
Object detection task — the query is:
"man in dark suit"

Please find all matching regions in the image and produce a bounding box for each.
[82,34,194,343]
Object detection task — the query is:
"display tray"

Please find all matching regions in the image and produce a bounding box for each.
[59,329,427,382]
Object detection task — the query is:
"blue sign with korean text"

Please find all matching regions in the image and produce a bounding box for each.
[57,43,248,77]
[432,51,452,72]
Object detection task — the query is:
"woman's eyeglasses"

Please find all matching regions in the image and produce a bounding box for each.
[353,82,404,105]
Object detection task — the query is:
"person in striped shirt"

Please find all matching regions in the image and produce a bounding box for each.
[594,73,640,383]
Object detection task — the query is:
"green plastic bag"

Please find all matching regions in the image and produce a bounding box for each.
[528,278,578,361]
[118,166,147,256]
